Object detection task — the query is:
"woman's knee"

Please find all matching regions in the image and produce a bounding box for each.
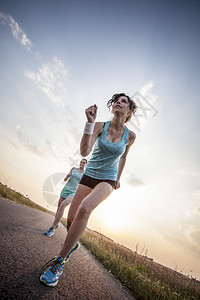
[57,197,64,209]
[60,199,70,210]
[58,204,65,214]
[77,202,92,219]
[60,202,66,210]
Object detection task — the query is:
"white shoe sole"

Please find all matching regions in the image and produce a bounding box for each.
[40,275,58,287]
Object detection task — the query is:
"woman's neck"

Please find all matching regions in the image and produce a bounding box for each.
[110,116,125,130]
[78,167,84,172]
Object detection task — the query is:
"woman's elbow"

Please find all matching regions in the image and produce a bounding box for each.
[80,150,87,156]
[80,147,90,157]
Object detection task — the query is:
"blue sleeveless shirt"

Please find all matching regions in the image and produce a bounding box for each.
[65,168,83,192]
[85,121,129,181]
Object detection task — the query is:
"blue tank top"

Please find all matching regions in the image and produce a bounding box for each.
[65,168,83,192]
[85,121,129,181]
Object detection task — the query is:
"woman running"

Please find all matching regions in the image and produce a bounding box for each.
[40,93,137,286]
[44,158,87,237]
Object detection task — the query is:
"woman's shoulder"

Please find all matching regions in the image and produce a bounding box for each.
[94,121,106,135]
[95,121,105,128]
[127,129,136,145]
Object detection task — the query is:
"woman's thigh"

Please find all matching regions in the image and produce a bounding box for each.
[57,196,65,210]
[67,184,92,220]
[81,182,113,213]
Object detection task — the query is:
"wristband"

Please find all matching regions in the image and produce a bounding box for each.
[83,122,95,135]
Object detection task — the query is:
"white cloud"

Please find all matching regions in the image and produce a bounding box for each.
[0,11,32,51]
[185,224,200,247]
[17,127,45,158]
[129,81,158,132]
[126,173,145,187]
[9,140,21,151]
[24,57,67,106]
[45,140,59,160]
[0,11,68,106]
[139,80,157,104]
[0,11,7,24]
[160,188,200,257]
[16,126,73,162]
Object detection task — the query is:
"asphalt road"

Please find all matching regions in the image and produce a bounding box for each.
[0,198,136,300]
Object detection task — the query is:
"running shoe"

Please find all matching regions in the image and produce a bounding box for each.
[40,244,80,287]
[44,225,59,237]
[40,255,65,287]
[65,243,80,262]
[44,227,55,237]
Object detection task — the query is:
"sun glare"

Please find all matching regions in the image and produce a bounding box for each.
[103,211,123,230]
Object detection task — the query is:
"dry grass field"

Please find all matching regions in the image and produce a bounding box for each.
[80,229,200,299]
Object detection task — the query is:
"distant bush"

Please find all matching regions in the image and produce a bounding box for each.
[0,182,47,212]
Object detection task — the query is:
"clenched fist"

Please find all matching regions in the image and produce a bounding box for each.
[85,104,98,123]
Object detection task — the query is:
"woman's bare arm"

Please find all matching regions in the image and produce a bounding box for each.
[64,167,75,181]
[80,122,104,156]
[114,131,136,189]
[80,104,104,156]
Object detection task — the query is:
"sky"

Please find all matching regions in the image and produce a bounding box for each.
[0,0,200,280]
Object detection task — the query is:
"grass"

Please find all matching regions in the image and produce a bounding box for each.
[0,182,47,212]
[80,229,200,300]
[1,182,200,299]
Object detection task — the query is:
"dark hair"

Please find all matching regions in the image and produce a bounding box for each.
[107,93,137,122]
[81,158,87,164]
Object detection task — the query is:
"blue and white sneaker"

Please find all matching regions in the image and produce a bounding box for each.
[40,255,65,287]
[65,243,80,262]
[44,225,59,237]
[40,243,80,287]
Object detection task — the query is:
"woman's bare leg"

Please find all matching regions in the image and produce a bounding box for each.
[60,182,113,259]
[52,196,73,228]
[57,196,65,212]
[67,184,92,230]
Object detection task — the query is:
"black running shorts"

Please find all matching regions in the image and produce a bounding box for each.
[79,174,115,189]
